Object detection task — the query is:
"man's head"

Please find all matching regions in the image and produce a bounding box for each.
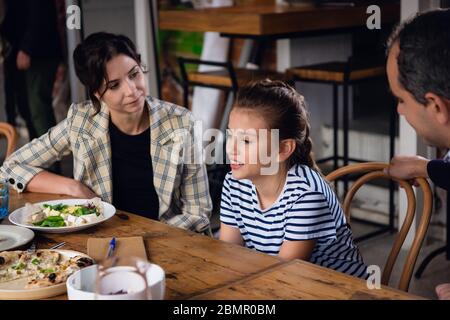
[386,9,450,148]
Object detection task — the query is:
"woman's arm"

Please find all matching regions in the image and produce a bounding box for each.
[278,240,316,261]
[0,104,91,196]
[164,118,212,233]
[27,171,97,198]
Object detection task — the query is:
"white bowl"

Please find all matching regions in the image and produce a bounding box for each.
[9,199,116,233]
[66,263,165,300]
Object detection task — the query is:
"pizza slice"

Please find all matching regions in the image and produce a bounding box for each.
[0,251,32,284]
[1,250,95,289]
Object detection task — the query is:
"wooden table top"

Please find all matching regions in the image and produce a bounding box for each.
[159,3,400,37]
[192,260,424,300]
[4,191,422,300]
[5,191,283,300]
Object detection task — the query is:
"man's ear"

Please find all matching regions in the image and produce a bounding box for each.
[279,139,296,163]
[425,92,450,125]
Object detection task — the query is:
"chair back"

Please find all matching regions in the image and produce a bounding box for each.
[326,162,432,291]
[0,122,18,159]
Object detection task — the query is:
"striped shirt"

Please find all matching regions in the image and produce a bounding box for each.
[220,164,367,278]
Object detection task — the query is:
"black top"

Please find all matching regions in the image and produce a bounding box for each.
[427,159,450,191]
[109,120,159,220]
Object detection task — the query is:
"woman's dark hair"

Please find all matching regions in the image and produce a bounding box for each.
[73,32,143,114]
[387,9,450,104]
[234,79,321,173]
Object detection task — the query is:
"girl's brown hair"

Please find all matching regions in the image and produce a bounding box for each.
[234,79,321,173]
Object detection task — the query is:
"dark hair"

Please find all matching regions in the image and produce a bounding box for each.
[234,79,321,173]
[387,9,450,104]
[73,32,143,114]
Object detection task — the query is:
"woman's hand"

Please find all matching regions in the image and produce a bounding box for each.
[66,180,98,199]
[385,155,430,181]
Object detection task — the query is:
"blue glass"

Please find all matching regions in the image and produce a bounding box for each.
[0,180,8,220]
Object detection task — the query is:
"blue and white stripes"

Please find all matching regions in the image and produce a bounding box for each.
[220,164,367,278]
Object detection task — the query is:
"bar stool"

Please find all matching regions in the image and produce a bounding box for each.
[286,57,393,170]
[286,56,397,241]
[178,57,286,110]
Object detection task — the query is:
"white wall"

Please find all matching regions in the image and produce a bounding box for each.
[82,0,136,41]
[277,34,352,159]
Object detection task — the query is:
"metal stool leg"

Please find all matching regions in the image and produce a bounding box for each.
[333,84,339,171]
[183,84,189,109]
[415,246,446,279]
[343,80,349,194]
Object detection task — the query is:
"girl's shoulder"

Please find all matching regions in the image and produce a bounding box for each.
[224,172,253,193]
[287,164,329,194]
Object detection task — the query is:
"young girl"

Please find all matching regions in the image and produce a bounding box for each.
[219,80,367,278]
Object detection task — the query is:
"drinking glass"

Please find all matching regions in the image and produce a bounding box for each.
[0,180,9,221]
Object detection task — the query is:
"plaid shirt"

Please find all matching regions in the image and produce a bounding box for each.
[0,97,212,233]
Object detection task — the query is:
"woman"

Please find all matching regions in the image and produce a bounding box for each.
[0,32,212,233]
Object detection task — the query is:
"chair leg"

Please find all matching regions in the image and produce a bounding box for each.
[389,99,396,231]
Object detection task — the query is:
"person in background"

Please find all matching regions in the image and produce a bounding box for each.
[384,9,450,299]
[1,0,62,139]
[0,32,212,233]
[0,0,5,62]
[219,80,367,278]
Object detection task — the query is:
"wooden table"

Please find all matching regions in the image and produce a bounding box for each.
[4,191,422,300]
[159,3,400,37]
[6,191,284,300]
[192,260,423,300]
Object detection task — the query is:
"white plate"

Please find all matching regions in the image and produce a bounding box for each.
[0,225,35,251]
[0,249,93,300]
[8,199,116,233]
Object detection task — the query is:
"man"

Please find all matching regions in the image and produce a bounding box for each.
[385,8,450,299]
[2,0,62,139]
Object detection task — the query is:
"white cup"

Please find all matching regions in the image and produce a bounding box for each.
[96,266,148,300]
[66,263,165,300]
[146,263,165,300]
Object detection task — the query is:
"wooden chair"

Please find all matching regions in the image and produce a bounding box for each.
[326,162,433,292]
[0,122,18,159]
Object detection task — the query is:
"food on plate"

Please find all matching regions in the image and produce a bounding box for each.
[26,198,104,227]
[0,250,94,289]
